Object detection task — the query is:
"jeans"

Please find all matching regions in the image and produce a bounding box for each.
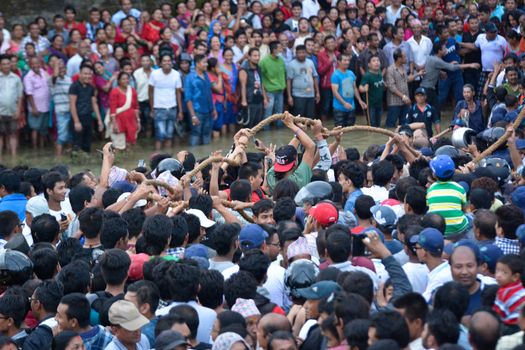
[56,112,71,145]
[263,91,284,119]
[387,105,410,127]
[139,101,151,132]
[333,110,356,127]
[190,111,212,146]
[212,102,224,131]
[438,72,464,111]
[320,89,333,116]
[293,96,316,119]
[154,107,176,141]
[368,106,383,127]
[425,88,439,118]
[73,117,93,152]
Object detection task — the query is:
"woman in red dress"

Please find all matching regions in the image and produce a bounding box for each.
[108,72,140,149]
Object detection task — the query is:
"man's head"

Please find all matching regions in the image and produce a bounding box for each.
[337,54,350,70]
[0,294,26,334]
[125,280,160,319]
[153,261,200,303]
[99,249,131,287]
[367,33,380,49]
[55,293,90,332]
[213,223,240,258]
[31,280,64,320]
[252,199,275,225]
[31,214,60,244]
[0,171,20,197]
[268,331,297,350]
[415,228,444,263]
[194,54,208,73]
[257,313,292,350]
[109,300,149,346]
[495,254,523,287]
[422,309,459,349]
[100,216,129,250]
[495,204,524,239]
[143,215,173,256]
[368,311,410,349]
[79,65,93,84]
[393,292,428,342]
[326,230,351,263]
[450,244,480,292]
[468,310,501,350]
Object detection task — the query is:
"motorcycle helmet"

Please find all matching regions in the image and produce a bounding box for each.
[0,250,33,288]
[284,258,319,299]
[479,157,511,185]
[434,145,460,159]
[294,181,333,206]
[156,158,186,179]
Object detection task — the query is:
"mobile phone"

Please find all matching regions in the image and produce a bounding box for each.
[351,233,367,257]
[60,213,67,222]
[138,159,145,167]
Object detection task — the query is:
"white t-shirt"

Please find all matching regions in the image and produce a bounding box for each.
[148,68,182,109]
[474,34,508,72]
[407,35,433,67]
[402,261,429,294]
[422,260,452,302]
[361,185,390,204]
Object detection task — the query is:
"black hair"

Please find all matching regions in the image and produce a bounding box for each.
[53,331,80,350]
[180,213,200,244]
[143,214,173,255]
[273,179,299,201]
[230,179,252,202]
[238,249,270,284]
[34,280,63,313]
[433,281,469,322]
[498,254,524,275]
[0,293,26,328]
[69,185,94,214]
[223,271,258,308]
[19,182,33,198]
[395,176,418,203]
[473,209,497,240]
[345,319,370,350]
[253,199,274,217]
[153,261,200,302]
[326,230,351,263]
[79,207,104,239]
[42,171,65,200]
[268,331,296,350]
[100,216,128,249]
[170,304,199,340]
[127,280,160,315]
[392,292,428,323]
[101,188,122,208]
[426,309,460,346]
[0,211,19,238]
[198,269,224,310]
[355,195,375,220]
[59,293,90,328]
[495,204,524,239]
[56,238,84,268]
[340,271,373,304]
[56,260,91,294]
[340,162,365,188]
[370,310,410,348]
[405,186,427,215]
[189,195,213,218]
[213,223,240,256]
[120,207,145,239]
[273,197,296,223]
[31,247,58,280]
[421,213,446,234]
[0,170,21,193]
[368,340,400,350]
[334,291,370,324]
[31,214,60,244]
[99,249,131,286]
[170,215,188,248]
[371,160,394,187]
[154,313,187,338]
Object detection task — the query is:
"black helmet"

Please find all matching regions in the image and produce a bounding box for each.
[294,181,333,206]
[479,157,511,185]
[157,158,186,179]
[434,145,460,159]
[284,259,319,299]
[0,250,33,287]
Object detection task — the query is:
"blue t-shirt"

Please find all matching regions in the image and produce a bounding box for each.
[331,69,356,112]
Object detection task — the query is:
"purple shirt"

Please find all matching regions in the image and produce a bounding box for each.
[23,69,50,113]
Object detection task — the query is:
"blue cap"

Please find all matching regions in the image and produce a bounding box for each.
[415,87,427,95]
[296,281,341,300]
[420,147,434,157]
[371,205,397,228]
[239,224,268,251]
[112,180,136,193]
[453,239,481,264]
[485,22,498,33]
[417,228,444,255]
[511,186,525,210]
[185,244,209,259]
[430,155,456,179]
[516,224,525,245]
[479,244,504,272]
[451,118,467,128]
[458,181,470,194]
[515,139,525,150]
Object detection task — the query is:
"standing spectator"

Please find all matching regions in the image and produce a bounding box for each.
[239,48,265,128]
[385,49,412,128]
[20,22,50,57]
[47,15,70,44]
[461,16,482,94]
[86,8,104,41]
[185,55,216,146]
[331,54,366,127]
[66,40,92,77]
[358,33,388,76]
[383,26,412,73]
[106,300,150,349]
[405,87,440,137]
[0,55,23,158]
[286,45,319,119]
[112,0,142,26]
[259,41,286,121]
[108,72,140,150]
[69,65,103,153]
[63,5,87,39]
[133,54,153,136]
[452,84,484,133]
[148,54,183,151]
[407,20,432,82]
[50,58,72,157]
[0,170,26,222]
[386,0,406,25]
[23,56,51,150]
[359,55,384,127]
[317,35,337,122]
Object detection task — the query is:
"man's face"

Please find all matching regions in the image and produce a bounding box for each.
[249,50,260,65]
[266,233,280,261]
[162,4,172,18]
[65,10,75,22]
[412,23,422,36]
[369,36,380,49]
[90,11,100,23]
[448,21,457,34]
[54,18,65,29]
[305,40,314,54]
[141,56,151,69]
[196,58,208,72]
[246,315,260,340]
[486,30,497,40]
[368,327,379,346]
[30,58,41,72]
[0,59,10,74]
[236,34,247,46]
[115,327,142,345]
[463,87,474,100]
[508,70,518,84]
[450,247,478,290]
[79,41,90,56]
[80,67,92,84]
[29,25,39,38]
[469,18,480,32]
[161,56,172,70]
[55,303,73,331]
[303,299,320,320]
[339,56,350,70]
[325,39,336,52]
[255,210,274,226]
[122,0,132,12]
[49,181,67,202]
[292,6,302,18]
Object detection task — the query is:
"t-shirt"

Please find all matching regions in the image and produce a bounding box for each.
[426,181,469,237]
[68,80,95,118]
[405,103,440,137]
[148,68,182,109]
[259,54,286,93]
[286,58,318,98]
[331,69,356,112]
[267,161,313,193]
[51,76,72,114]
[475,34,508,72]
[360,71,384,106]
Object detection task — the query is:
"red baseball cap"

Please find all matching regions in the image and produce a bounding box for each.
[274,145,298,173]
[128,253,150,281]
[309,202,339,227]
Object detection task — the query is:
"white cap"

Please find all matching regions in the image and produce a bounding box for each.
[117,192,147,208]
[26,196,49,217]
[185,208,215,228]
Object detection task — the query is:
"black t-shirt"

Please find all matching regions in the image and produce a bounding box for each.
[69,80,95,119]
[462,31,482,65]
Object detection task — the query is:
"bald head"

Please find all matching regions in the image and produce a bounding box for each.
[468,311,500,350]
[257,313,292,350]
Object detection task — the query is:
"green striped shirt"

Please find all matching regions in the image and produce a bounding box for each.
[426,181,468,237]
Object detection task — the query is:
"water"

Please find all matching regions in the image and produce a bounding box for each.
[2,113,452,173]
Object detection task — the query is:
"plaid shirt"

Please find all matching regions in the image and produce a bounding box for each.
[20,35,50,57]
[495,237,521,255]
[166,247,184,260]
[80,325,113,350]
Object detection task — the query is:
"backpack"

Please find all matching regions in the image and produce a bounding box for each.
[87,291,113,314]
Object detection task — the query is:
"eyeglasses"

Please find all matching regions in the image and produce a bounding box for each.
[28,297,38,303]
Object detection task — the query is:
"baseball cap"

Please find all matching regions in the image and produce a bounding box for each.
[398,125,414,138]
[515,139,525,150]
[516,224,525,245]
[415,87,427,96]
[108,300,149,331]
[274,145,298,173]
[309,202,339,227]
[155,330,189,350]
[296,280,341,300]
[185,243,209,259]
[453,239,481,263]
[370,205,397,228]
[239,224,268,250]
[430,155,456,179]
[179,53,192,63]
[185,209,215,228]
[26,196,49,217]
[128,253,150,281]
[417,228,444,255]
[485,22,498,32]
[111,181,136,193]
[479,244,504,272]
[451,118,467,128]
[511,187,525,211]
[117,192,147,208]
